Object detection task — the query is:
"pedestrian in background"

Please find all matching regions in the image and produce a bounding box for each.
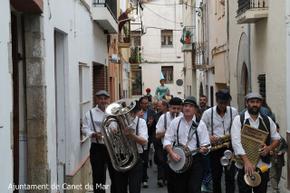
[138,96,156,188]
[199,95,210,115]
[145,88,153,103]
[270,123,288,193]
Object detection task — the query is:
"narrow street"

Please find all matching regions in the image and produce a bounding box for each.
[1,0,290,193]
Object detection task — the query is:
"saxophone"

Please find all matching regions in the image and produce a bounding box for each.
[210,134,231,151]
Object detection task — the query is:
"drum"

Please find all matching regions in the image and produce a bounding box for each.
[168,145,192,173]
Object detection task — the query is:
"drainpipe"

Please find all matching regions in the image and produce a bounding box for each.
[247,24,252,92]
[226,0,230,87]
[286,0,290,190]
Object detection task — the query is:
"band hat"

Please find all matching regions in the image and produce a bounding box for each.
[169,97,183,106]
[245,92,263,101]
[95,90,110,97]
[183,96,197,106]
[160,72,165,80]
[215,89,231,101]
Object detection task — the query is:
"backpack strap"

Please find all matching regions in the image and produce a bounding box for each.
[240,112,245,128]
[260,113,270,132]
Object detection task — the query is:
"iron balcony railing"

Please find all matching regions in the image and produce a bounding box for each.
[93,0,117,21]
[237,0,268,15]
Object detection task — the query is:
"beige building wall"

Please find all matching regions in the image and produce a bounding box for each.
[229,0,288,190]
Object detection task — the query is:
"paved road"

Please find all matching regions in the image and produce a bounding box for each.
[140,164,167,193]
[87,163,277,193]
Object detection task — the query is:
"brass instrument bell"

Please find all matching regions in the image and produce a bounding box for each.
[220,149,233,166]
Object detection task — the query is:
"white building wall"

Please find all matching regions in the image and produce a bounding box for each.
[0,0,13,192]
[140,0,184,97]
[42,0,108,189]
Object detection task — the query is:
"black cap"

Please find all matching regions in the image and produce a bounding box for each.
[215,89,231,101]
[183,96,197,106]
[169,97,183,106]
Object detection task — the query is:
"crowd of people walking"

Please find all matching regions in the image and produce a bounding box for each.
[82,79,287,193]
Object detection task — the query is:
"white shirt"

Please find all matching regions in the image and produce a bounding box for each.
[163,115,210,152]
[82,105,106,144]
[231,111,280,169]
[201,106,238,137]
[128,117,148,153]
[156,112,183,143]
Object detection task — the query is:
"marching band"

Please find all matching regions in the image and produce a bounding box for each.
[82,90,282,193]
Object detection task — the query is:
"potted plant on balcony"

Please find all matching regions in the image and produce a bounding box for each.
[123,25,130,43]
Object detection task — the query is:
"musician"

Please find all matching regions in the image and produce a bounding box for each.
[163,96,210,193]
[82,90,115,193]
[201,89,238,193]
[231,92,280,193]
[155,97,183,189]
[113,103,148,193]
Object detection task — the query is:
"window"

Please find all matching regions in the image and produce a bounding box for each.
[161,30,173,47]
[131,31,141,47]
[161,66,174,84]
[79,62,91,141]
[258,74,266,98]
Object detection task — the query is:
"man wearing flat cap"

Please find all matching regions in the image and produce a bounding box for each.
[201,89,238,193]
[163,96,210,193]
[231,92,280,193]
[82,90,115,193]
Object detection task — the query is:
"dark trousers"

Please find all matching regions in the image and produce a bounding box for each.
[166,163,176,193]
[210,148,236,193]
[237,168,269,193]
[113,158,143,193]
[140,149,149,182]
[168,154,204,193]
[154,144,168,181]
[90,143,115,193]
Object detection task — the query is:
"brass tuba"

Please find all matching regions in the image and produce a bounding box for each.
[102,99,139,172]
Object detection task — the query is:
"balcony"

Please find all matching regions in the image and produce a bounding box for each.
[10,0,43,13]
[91,0,118,33]
[181,26,195,52]
[236,0,268,24]
[118,22,131,48]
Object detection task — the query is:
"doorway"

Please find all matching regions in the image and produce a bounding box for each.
[54,30,68,192]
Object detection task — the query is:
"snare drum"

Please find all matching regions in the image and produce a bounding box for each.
[168,145,192,173]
